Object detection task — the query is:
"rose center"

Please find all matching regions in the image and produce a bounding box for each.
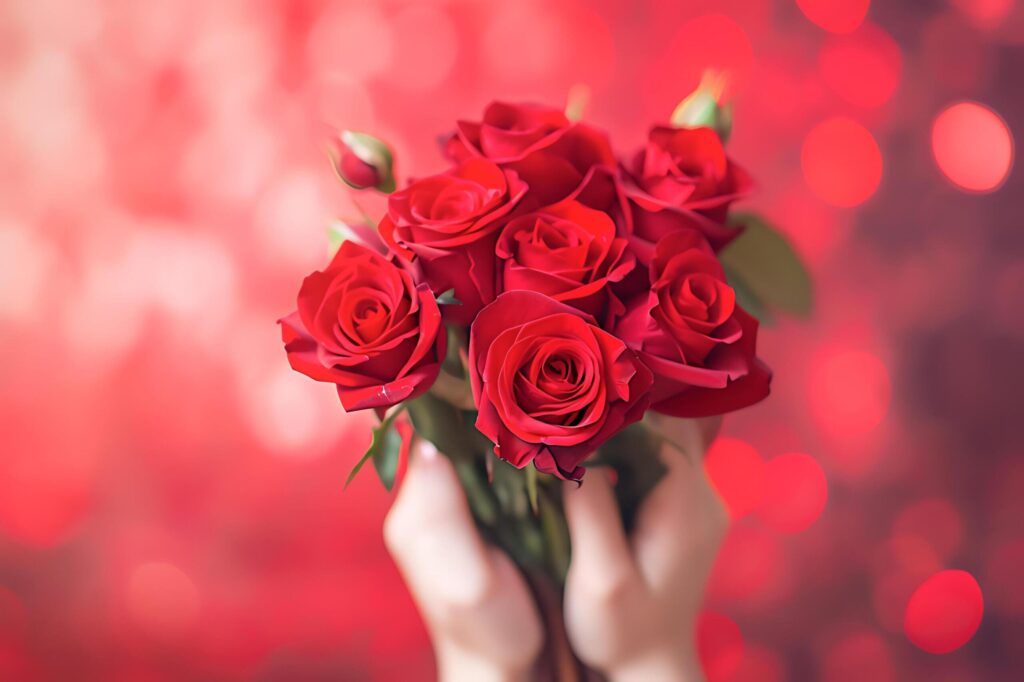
[352,297,390,342]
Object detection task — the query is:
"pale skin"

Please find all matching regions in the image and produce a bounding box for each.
[383,417,727,682]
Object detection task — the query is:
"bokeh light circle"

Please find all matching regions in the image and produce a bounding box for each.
[708,524,787,603]
[796,0,870,34]
[704,437,766,519]
[388,5,458,91]
[819,24,902,108]
[808,348,891,439]
[127,561,201,638]
[645,13,753,114]
[904,570,984,654]
[821,630,895,682]
[757,453,828,533]
[932,102,1014,192]
[951,0,1015,29]
[802,117,883,207]
[697,611,744,680]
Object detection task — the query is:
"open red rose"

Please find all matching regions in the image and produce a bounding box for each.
[496,200,635,323]
[615,230,770,418]
[447,101,616,206]
[622,126,752,262]
[279,241,445,413]
[470,291,653,481]
[379,158,527,324]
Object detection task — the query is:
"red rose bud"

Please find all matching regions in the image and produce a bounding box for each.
[329,130,396,192]
[615,229,771,418]
[670,69,734,142]
[469,290,653,481]
[279,241,445,412]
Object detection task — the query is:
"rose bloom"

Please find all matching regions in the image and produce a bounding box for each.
[379,158,527,324]
[496,199,635,323]
[279,241,445,413]
[446,101,617,206]
[615,229,770,418]
[470,291,653,480]
[622,126,752,263]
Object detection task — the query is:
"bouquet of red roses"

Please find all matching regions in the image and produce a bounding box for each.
[280,85,809,612]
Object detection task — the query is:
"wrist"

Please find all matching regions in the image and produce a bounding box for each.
[435,642,534,682]
[608,646,704,682]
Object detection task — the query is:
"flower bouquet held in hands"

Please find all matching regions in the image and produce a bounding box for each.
[279,78,811,679]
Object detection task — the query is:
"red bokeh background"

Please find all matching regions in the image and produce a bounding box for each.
[1,0,1021,679]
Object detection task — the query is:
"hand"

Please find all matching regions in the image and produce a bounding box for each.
[562,417,728,682]
[384,440,543,682]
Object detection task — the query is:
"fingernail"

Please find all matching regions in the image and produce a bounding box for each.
[419,439,438,461]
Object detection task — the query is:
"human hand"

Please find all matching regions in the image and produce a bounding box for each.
[384,440,543,682]
[562,417,728,682]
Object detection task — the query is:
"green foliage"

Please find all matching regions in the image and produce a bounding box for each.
[345,405,406,491]
[721,213,813,322]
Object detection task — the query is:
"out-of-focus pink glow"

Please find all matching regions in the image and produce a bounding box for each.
[820,630,895,682]
[818,24,902,108]
[126,562,201,639]
[728,643,785,682]
[904,570,984,654]
[704,437,766,520]
[756,453,828,533]
[932,101,1014,192]
[892,498,964,561]
[697,611,744,680]
[0,0,1020,678]
[796,0,871,34]
[808,348,891,439]
[952,0,1016,28]
[708,524,787,603]
[802,117,883,207]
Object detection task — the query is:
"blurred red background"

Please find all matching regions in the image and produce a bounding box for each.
[1,0,1021,679]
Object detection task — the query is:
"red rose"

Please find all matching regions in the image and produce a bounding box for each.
[447,101,616,206]
[279,241,445,413]
[495,200,635,322]
[622,126,752,262]
[614,230,770,418]
[470,291,653,481]
[379,158,527,324]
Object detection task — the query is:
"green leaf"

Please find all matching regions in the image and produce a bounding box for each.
[371,421,403,491]
[721,213,813,318]
[436,289,462,306]
[722,261,775,326]
[345,406,406,490]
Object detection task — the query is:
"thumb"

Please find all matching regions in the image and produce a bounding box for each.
[384,439,493,608]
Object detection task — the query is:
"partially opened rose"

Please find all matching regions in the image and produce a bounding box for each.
[379,158,527,323]
[470,291,653,481]
[615,229,770,418]
[496,200,635,322]
[447,101,616,206]
[279,241,445,413]
[622,126,752,262]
